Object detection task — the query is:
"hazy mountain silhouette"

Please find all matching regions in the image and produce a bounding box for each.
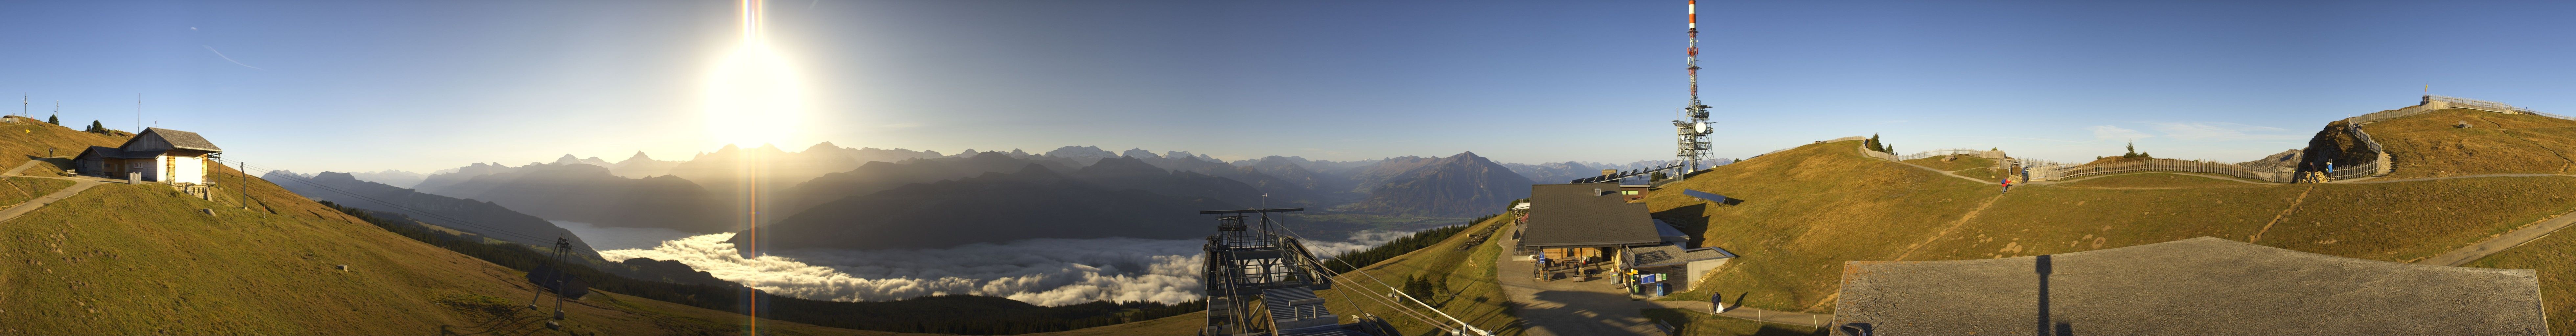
[1043,145,1120,166]
[1072,156,1277,206]
[1344,156,1441,193]
[346,169,427,189]
[610,151,681,177]
[1501,161,1604,184]
[417,163,735,233]
[773,152,1080,216]
[737,164,1238,250]
[553,154,615,167]
[1125,154,1327,205]
[1344,152,1535,217]
[411,161,524,193]
[267,171,598,253]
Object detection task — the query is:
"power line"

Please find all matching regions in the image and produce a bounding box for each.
[1212,202,1464,335]
[1228,192,1469,334]
[1262,214,1485,335]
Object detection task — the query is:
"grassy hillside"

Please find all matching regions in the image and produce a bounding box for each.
[1899,155,1993,174]
[2366,108,2576,178]
[0,162,894,334]
[0,116,129,160]
[1647,139,2576,315]
[1645,141,1993,311]
[1314,213,1521,336]
[0,177,73,207]
[2053,172,2262,188]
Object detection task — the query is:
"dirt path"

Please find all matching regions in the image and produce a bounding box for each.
[2247,186,2318,243]
[1890,195,2004,262]
[2418,209,2576,266]
[1796,194,2006,314]
[2041,171,2278,186]
[2334,173,2576,184]
[0,160,113,223]
[1886,160,2002,185]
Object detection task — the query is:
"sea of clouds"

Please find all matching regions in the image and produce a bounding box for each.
[595,229,1413,306]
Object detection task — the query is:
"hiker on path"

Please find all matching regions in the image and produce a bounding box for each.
[2000,177,2012,194]
[1711,292,1724,313]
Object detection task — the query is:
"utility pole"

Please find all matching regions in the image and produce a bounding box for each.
[241,161,252,209]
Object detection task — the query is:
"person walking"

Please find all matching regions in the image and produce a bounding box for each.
[2000,177,2011,194]
[1710,292,1725,313]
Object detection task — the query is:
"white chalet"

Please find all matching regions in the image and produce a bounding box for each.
[75,128,222,184]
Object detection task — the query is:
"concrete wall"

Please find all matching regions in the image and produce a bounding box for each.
[1683,258,1730,292]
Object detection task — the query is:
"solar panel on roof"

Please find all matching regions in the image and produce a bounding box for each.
[1683,189,1730,204]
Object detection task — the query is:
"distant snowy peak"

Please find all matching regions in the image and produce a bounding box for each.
[347,169,428,189]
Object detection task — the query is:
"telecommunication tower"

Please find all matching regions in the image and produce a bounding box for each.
[1673,0,1715,171]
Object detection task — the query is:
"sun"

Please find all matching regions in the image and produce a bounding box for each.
[700,0,807,148]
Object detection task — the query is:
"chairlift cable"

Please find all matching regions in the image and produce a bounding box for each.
[1229,199,1464,335]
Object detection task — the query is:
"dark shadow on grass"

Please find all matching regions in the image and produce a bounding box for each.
[1653,204,1710,247]
[1729,292,1749,313]
[19,156,71,172]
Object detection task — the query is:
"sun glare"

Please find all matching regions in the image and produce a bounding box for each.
[701,0,806,148]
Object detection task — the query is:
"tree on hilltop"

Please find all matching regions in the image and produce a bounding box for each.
[2122,141,2153,159]
[45,115,57,125]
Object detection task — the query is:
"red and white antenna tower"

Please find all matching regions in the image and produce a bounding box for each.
[1674,0,1715,171]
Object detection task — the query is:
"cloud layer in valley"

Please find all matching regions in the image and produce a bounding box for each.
[598,229,1410,306]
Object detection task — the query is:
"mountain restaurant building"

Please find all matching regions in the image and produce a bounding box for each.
[75,128,222,184]
[1519,182,1667,263]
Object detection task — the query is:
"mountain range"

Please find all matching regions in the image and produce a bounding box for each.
[413,163,735,233]
[264,171,600,254]
[1343,152,1537,217]
[330,142,1681,250]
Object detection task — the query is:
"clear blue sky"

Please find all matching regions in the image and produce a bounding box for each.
[3,0,2570,174]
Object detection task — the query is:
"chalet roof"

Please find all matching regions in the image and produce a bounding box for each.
[1834,237,2546,335]
[77,146,163,159]
[1520,182,1661,248]
[139,128,221,152]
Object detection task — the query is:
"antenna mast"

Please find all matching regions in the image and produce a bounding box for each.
[1673,0,1715,171]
